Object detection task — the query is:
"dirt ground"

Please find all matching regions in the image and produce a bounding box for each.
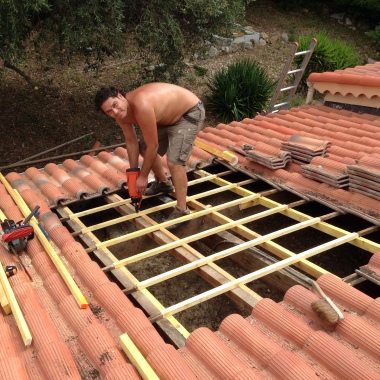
[1,1,378,333]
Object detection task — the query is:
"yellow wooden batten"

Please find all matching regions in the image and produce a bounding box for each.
[0,173,88,309]
[0,260,32,345]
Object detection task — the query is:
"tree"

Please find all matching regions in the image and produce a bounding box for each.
[1,0,248,85]
[0,0,49,85]
[129,0,246,81]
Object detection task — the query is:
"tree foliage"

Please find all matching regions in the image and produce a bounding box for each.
[0,0,49,83]
[124,0,246,81]
[1,0,247,84]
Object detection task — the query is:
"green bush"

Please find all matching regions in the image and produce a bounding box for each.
[206,59,275,123]
[367,24,380,56]
[293,31,362,88]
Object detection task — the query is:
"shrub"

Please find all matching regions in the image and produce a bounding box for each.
[206,59,276,123]
[367,24,380,57]
[293,31,362,89]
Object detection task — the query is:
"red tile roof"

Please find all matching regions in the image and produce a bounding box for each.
[308,62,380,108]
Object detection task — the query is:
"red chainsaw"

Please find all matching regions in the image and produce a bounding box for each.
[1,206,40,281]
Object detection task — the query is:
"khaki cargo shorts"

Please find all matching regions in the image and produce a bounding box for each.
[139,100,205,165]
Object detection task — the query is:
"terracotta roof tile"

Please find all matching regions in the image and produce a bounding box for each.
[308,62,380,107]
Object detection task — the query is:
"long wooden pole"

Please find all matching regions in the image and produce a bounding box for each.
[150,232,358,322]
[66,173,219,221]
[87,193,260,252]
[0,260,32,345]
[78,181,238,237]
[139,217,322,291]
[0,174,88,309]
[105,204,288,272]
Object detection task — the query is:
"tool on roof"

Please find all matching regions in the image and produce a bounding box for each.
[310,280,344,324]
[242,143,254,151]
[126,168,142,213]
[5,265,17,277]
[0,205,40,282]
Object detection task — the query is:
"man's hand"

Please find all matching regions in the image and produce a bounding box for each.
[135,175,148,195]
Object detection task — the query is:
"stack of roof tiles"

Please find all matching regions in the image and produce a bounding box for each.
[347,156,380,200]
[302,156,349,188]
[281,134,332,164]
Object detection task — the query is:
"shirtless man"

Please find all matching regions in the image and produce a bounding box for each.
[94,83,205,227]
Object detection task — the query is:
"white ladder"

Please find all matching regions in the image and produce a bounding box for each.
[265,38,317,114]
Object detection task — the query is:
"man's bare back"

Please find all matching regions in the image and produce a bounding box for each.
[126,83,200,126]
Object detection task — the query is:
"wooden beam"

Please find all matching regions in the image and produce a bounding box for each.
[78,181,239,238]
[0,174,88,309]
[104,193,261,314]
[0,260,32,345]
[65,173,218,221]
[104,204,288,271]
[195,140,238,165]
[259,193,380,253]
[89,193,260,251]
[0,280,11,315]
[119,333,160,380]
[151,232,358,322]
[136,217,322,291]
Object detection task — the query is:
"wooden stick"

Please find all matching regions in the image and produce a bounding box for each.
[66,173,218,221]
[104,204,288,272]
[119,333,160,380]
[0,281,11,315]
[195,140,239,165]
[140,217,322,291]
[90,193,260,252]
[311,280,344,320]
[150,232,358,322]
[0,260,32,345]
[0,174,88,309]
[78,181,237,238]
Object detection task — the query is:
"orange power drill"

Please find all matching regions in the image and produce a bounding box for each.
[126,168,142,212]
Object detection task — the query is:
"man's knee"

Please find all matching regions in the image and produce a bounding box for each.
[167,160,185,171]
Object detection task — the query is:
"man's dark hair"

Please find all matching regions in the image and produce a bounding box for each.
[94,86,126,111]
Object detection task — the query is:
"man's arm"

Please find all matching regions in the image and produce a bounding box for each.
[132,102,160,194]
[119,123,140,168]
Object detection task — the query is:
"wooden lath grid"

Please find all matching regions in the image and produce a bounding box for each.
[59,169,380,333]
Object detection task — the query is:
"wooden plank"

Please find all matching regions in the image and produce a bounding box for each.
[189,198,331,279]
[66,173,218,220]
[119,333,160,380]
[201,230,310,294]
[259,192,380,253]
[91,193,260,251]
[136,217,321,290]
[78,182,238,237]
[195,140,238,165]
[58,205,190,346]
[0,260,32,345]
[0,174,88,309]
[104,194,261,314]
[0,280,11,315]
[104,204,288,271]
[151,232,358,321]
[199,168,380,255]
